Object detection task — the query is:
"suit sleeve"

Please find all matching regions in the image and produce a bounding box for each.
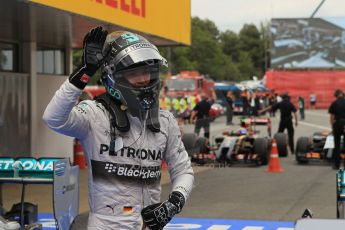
[165,113,194,201]
[42,79,92,140]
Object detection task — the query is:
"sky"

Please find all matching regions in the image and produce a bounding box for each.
[191,0,345,32]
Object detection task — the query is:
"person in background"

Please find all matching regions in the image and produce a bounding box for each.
[191,93,212,139]
[241,89,250,116]
[310,92,317,109]
[226,91,234,125]
[179,96,188,124]
[249,91,255,116]
[172,96,180,118]
[252,90,261,117]
[187,94,197,111]
[161,86,172,112]
[43,27,193,230]
[298,96,305,120]
[260,92,269,115]
[268,92,276,117]
[276,93,282,103]
[259,92,298,155]
[328,89,345,170]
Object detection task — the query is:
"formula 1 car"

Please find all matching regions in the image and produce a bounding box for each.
[295,131,335,164]
[213,117,272,166]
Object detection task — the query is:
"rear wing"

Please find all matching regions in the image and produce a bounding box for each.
[240,117,272,137]
[241,117,271,126]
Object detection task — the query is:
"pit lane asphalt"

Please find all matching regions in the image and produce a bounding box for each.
[162,110,338,221]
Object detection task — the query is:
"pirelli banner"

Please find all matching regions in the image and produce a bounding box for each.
[30,0,191,45]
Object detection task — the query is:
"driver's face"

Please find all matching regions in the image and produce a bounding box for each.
[124,68,150,87]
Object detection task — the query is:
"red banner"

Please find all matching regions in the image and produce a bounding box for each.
[266,70,345,109]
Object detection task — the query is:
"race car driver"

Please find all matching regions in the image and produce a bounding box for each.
[43,26,194,230]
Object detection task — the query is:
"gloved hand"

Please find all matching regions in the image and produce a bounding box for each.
[69,26,108,89]
[141,191,185,230]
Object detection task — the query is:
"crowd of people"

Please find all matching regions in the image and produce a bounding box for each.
[157,73,345,171]
[159,86,199,124]
[159,86,218,139]
[229,89,307,121]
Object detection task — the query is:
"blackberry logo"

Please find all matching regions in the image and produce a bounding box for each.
[105,163,117,173]
[92,160,161,182]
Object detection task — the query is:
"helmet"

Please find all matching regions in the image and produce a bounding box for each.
[239,128,247,135]
[100,31,168,118]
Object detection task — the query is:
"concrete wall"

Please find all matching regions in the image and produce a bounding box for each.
[0,73,30,157]
[34,75,74,160]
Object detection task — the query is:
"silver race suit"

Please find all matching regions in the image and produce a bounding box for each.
[43,80,194,229]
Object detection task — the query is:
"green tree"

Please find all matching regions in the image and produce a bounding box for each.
[159,46,197,75]
[238,24,265,77]
[237,51,257,80]
[161,18,262,81]
[192,17,219,40]
[217,54,241,81]
[219,30,240,62]
[160,17,225,80]
[189,17,230,81]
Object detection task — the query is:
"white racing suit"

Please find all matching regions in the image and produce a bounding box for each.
[43,80,194,229]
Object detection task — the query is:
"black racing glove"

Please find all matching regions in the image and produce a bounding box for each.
[141,191,185,230]
[69,26,108,89]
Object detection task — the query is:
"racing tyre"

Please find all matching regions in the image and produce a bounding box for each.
[274,133,288,157]
[193,137,210,165]
[182,133,198,157]
[254,138,269,166]
[296,137,309,164]
[195,137,209,153]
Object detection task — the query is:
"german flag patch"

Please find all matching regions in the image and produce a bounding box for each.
[123,206,134,214]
